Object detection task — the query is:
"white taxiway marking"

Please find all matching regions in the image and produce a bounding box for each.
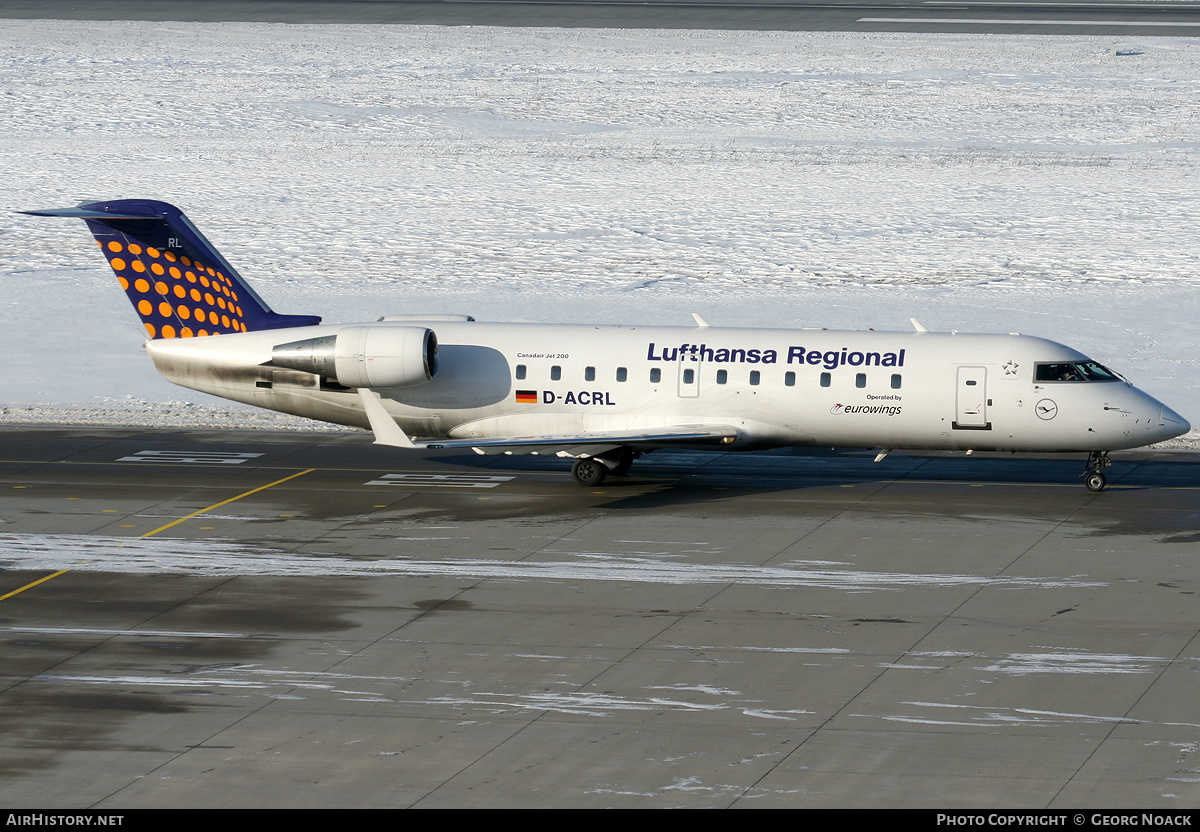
[117,450,264,464]
[924,1,1198,5]
[365,473,515,488]
[859,17,1200,26]
[0,625,256,639]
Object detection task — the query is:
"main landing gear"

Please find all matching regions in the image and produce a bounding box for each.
[571,458,608,487]
[570,448,640,487]
[609,448,638,476]
[1082,451,1112,492]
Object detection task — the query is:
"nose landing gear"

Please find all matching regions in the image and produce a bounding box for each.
[1082,451,1111,492]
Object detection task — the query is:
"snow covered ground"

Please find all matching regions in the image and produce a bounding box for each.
[1,20,1197,444]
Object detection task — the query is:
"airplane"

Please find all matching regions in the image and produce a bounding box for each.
[22,199,1191,491]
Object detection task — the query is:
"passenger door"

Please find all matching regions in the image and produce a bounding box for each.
[955,366,989,429]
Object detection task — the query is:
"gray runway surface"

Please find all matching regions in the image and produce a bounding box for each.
[1,425,1198,808]
[3,0,1200,34]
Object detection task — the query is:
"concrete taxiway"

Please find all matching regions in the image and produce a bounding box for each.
[1,425,1198,807]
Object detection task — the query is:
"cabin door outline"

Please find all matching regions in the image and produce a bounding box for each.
[954,366,990,429]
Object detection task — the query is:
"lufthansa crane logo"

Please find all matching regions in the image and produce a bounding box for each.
[1036,399,1058,420]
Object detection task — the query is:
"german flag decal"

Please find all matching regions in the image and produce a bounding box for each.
[515,390,538,404]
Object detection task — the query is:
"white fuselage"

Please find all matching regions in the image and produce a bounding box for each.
[144,320,1188,454]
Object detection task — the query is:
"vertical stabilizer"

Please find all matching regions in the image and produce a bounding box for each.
[22,200,321,339]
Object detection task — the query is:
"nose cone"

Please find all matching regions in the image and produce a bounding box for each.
[1156,403,1191,442]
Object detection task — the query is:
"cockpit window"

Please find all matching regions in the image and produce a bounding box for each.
[1035,361,1120,382]
[1076,361,1120,381]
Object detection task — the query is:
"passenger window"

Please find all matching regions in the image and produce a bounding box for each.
[820,372,831,388]
[585,366,595,382]
[749,371,760,386]
[891,374,902,390]
[683,368,695,384]
[550,365,561,381]
[616,367,627,382]
[785,372,795,387]
[716,369,728,385]
[516,364,527,380]
[855,373,866,389]
[650,368,661,383]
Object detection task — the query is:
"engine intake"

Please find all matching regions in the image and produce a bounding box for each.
[269,326,438,389]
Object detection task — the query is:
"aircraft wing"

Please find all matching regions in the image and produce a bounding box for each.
[355,389,735,456]
[417,425,739,457]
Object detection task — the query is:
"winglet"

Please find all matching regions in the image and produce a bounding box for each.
[910,318,928,333]
[357,388,415,448]
[692,313,710,328]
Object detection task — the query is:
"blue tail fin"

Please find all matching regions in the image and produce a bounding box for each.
[22,200,321,339]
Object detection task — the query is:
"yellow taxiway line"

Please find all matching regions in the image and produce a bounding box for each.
[0,468,315,601]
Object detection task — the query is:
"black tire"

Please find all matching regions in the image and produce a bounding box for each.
[1085,472,1106,492]
[572,458,608,487]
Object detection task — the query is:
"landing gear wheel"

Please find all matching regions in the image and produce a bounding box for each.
[1081,451,1112,492]
[572,458,608,487]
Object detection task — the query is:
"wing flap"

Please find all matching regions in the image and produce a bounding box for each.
[416,425,738,456]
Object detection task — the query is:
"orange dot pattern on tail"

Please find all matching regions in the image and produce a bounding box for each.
[73,199,320,337]
[103,241,246,338]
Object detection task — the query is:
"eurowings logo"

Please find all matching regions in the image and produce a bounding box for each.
[832,403,903,416]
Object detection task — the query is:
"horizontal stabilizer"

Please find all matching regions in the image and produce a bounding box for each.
[23,206,162,220]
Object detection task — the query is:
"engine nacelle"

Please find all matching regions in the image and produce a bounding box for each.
[269,325,438,388]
